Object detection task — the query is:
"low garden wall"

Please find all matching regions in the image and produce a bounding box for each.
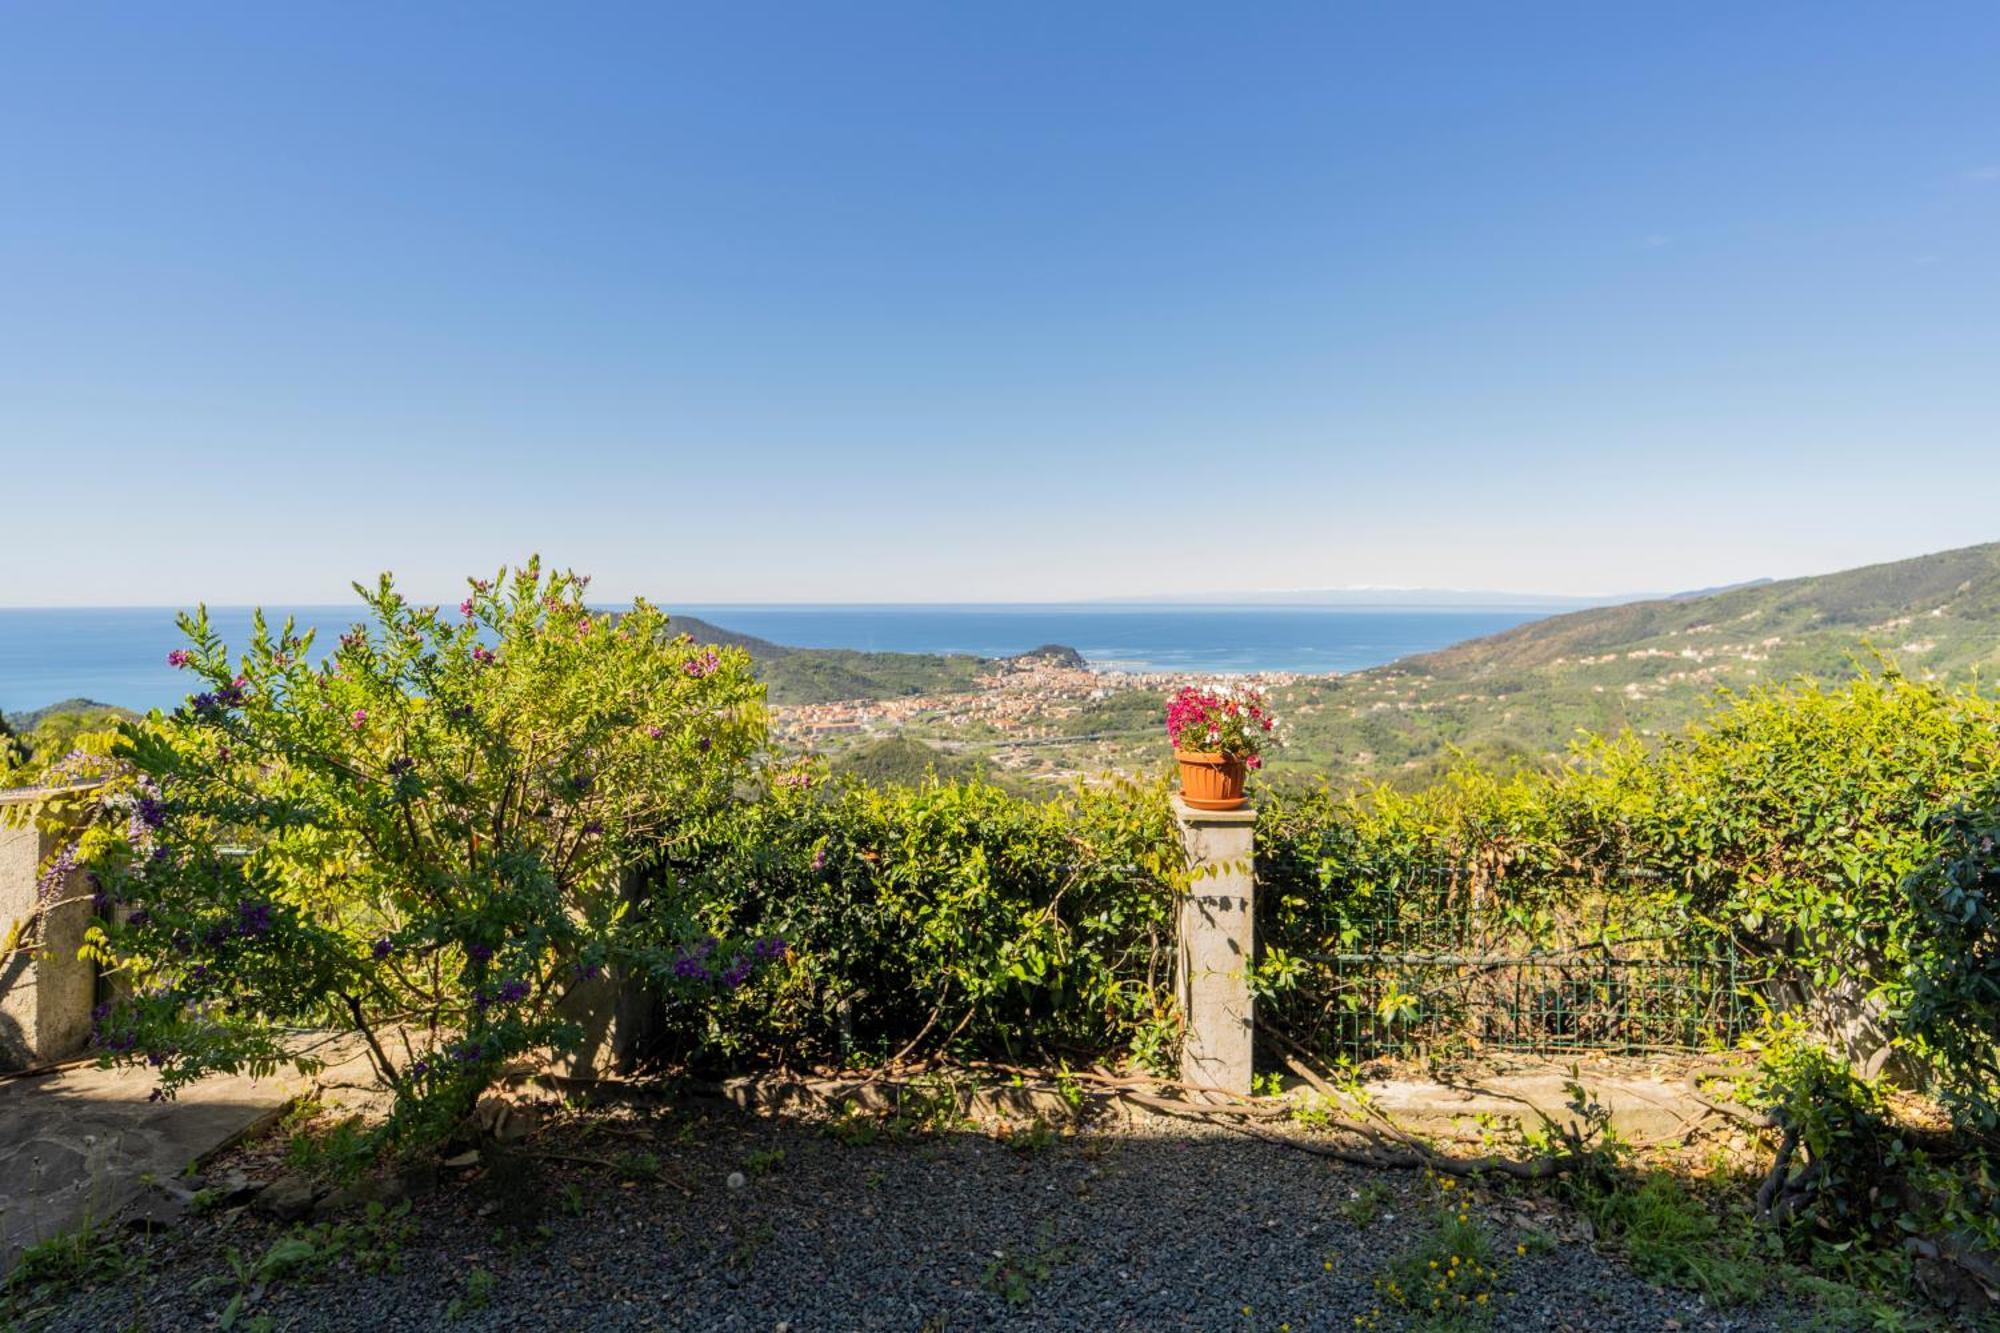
[0,789,97,1069]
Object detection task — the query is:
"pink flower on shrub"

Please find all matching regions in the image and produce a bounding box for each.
[460,598,474,618]
[166,649,192,668]
[350,709,368,729]
[684,650,721,679]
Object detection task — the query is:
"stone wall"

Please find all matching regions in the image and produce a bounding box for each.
[0,791,97,1070]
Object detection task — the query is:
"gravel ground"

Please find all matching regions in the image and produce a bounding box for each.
[19,1102,1811,1332]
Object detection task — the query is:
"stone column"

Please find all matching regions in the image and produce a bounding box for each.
[0,791,97,1070]
[1173,796,1256,1098]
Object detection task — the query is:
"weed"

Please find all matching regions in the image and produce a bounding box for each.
[446,1267,496,1319]
[200,1201,414,1329]
[744,1147,785,1177]
[283,1110,375,1183]
[825,1104,882,1147]
[1566,1169,1770,1306]
[1372,1196,1504,1331]
[1340,1181,1396,1228]
[996,1118,1058,1154]
[1,1218,143,1321]
[1052,1062,1088,1112]
[980,1222,1071,1307]
[728,1221,776,1271]
[614,1150,662,1182]
[827,1076,966,1147]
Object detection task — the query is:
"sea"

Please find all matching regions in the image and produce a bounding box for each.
[0,605,1549,717]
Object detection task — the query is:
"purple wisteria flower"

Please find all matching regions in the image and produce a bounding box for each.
[372,936,394,959]
[468,942,493,963]
[35,844,78,904]
[671,936,718,981]
[496,978,530,1004]
[236,899,273,937]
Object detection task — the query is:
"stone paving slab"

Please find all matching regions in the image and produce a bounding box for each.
[0,1061,302,1273]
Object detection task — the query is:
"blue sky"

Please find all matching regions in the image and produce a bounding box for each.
[2,4,1997,606]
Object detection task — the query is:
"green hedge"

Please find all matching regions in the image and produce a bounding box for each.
[640,669,1999,1122]
[649,770,1184,1071]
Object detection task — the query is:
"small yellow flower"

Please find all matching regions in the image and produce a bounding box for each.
[1516,1243,1527,1255]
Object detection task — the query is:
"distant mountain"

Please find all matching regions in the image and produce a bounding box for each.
[1098,588,1629,609]
[1266,540,2000,779]
[668,613,993,705]
[4,697,135,732]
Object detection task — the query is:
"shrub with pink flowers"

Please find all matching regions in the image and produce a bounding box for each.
[78,557,770,1147]
[1164,685,1280,768]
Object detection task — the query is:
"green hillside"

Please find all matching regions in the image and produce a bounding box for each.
[668,615,991,705]
[1269,540,2000,781]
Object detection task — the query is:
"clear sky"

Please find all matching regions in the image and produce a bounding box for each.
[2,4,1997,606]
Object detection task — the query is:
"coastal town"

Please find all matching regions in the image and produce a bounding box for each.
[770,647,1318,782]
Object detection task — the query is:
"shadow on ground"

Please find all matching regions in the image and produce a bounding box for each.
[13,1091,1813,1333]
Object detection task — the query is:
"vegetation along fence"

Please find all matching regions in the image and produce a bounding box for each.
[1260,865,1746,1062]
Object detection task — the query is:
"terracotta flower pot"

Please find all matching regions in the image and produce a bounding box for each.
[1175,750,1248,811]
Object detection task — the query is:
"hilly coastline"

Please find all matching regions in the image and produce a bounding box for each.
[812,540,2000,786]
[1289,539,2000,778]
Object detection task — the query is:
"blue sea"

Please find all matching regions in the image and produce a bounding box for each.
[0,605,1548,716]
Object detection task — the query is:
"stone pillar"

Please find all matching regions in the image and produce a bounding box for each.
[0,791,97,1071]
[548,867,656,1079]
[1173,796,1256,1098]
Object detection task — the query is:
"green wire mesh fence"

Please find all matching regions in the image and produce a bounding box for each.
[1260,864,1746,1062]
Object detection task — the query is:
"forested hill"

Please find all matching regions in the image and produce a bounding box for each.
[1273,540,2000,779]
[667,615,991,705]
[1404,541,2000,676]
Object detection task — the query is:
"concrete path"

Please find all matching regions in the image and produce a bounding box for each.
[0,1061,301,1273]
